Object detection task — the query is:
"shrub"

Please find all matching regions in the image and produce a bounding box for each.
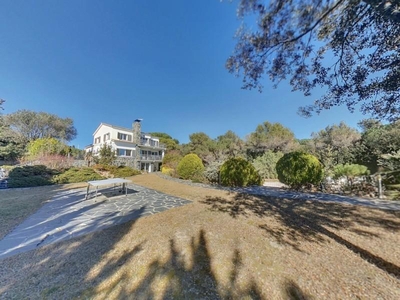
[177,154,205,180]
[333,164,370,180]
[98,144,116,165]
[276,152,323,189]
[252,150,284,180]
[53,167,103,184]
[161,166,175,176]
[110,166,141,178]
[220,157,262,187]
[203,160,224,184]
[8,165,57,188]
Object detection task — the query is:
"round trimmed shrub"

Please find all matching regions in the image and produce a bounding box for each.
[276,152,323,189]
[177,154,205,180]
[220,157,262,187]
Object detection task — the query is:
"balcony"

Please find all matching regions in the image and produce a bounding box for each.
[139,142,166,149]
[140,155,163,161]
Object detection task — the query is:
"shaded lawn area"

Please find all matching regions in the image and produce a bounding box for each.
[0,173,399,299]
[0,183,87,240]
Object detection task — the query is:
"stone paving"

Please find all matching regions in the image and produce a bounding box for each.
[156,173,400,211]
[0,183,191,260]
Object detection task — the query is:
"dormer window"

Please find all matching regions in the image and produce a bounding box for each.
[117,132,132,141]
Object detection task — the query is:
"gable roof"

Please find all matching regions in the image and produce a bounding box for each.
[93,123,132,136]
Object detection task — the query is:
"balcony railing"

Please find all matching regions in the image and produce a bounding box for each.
[140,155,163,161]
[140,142,166,149]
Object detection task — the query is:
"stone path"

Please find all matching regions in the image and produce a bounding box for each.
[156,173,400,211]
[0,184,191,260]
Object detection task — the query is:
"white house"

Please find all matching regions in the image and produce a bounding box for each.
[85,119,165,172]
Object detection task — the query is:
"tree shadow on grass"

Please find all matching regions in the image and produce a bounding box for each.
[201,192,400,279]
[89,229,264,299]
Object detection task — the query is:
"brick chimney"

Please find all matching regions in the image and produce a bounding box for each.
[132,119,142,145]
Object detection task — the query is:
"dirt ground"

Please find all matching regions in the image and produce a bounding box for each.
[0,173,399,299]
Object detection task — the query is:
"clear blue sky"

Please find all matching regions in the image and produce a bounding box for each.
[0,0,369,148]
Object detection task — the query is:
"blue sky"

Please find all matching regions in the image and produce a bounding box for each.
[0,0,369,148]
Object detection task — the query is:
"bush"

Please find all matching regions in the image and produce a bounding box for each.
[177,154,205,180]
[220,157,262,187]
[53,167,103,184]
[203,160,224,184]
[333,164,370,180]
[161,166,175,176]
[252,150,284,180]
[8,165,57,188]
[98,144,116,165]
[110,166,141,178]
[276,152,323,189]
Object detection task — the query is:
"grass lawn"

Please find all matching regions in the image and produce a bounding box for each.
[0,174,399,299]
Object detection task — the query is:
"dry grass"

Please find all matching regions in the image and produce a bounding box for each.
[0,183,86,240]
[0,173,399,299]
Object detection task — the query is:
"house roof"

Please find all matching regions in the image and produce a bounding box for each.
[92,123,159,140]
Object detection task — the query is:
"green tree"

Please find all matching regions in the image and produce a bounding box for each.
[0,116,25,160]
[183,132,217,165]
[308,122,361,174]
[252,150,284,180]
[27,138,68,159]
[227,0,400,121]
[148,132,180,150]
[98,144,116,165]
[4,110,77,142]
[246,121,298,158]
[215,130,245,160]
[357,119,400,171]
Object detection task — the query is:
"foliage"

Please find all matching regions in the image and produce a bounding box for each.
[8,165,57,188]
[220,157,262,187]
[203,160,224,184]
[252,150,283,180]
[53,167,103,184]
[215,131,245,160]
[161,166,175,176]
[333,164,370,179]
[227,0,400,121]
[3,110,77,142]
[246,121,298,157]
[162,150,183,170]
[356,119,400,172]
[276,152,323,189]
[27,138,68,158]
[98,144,116,165]
[308,122,361,174]
[148,132,179,150]
[109,166,141,178]
[0,116,25,160]
[177,154,205,180]
[183,132,217,165]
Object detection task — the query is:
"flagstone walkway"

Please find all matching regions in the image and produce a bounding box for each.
[0,184,191,260]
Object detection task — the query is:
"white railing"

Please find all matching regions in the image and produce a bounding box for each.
[140,155,162,161]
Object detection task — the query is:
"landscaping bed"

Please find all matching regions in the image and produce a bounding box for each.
[0,173,399,299]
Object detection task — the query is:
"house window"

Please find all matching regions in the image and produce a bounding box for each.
[103,133,110,142]
[118,132,132,141]
[117,148,133,157]
[94,137,101,144]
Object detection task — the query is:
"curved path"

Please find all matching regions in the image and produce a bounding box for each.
[156,174,400,211]
[0,184,191,260]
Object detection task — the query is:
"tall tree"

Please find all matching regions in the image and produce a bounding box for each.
[246,121,298,157]
[148,132,180,150]
[215,130,245,160]
[0,116,25,160]
[183,132,217,165]
[4,110,77,142]
[227,0,400,121]
[309,122,361,173]
[357,119,400,171]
